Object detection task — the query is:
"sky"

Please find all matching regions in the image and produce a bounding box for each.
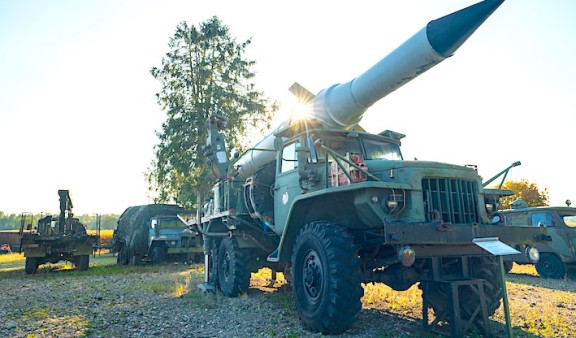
[0,0,574,215]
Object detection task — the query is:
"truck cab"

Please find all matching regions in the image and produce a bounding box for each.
[148,215,200,264]
[112,204,203,265]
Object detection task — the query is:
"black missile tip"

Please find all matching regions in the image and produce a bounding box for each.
[427,0,505,57]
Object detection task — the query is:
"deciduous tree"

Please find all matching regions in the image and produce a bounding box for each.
[148,17,277,210]
[498,179,549,209]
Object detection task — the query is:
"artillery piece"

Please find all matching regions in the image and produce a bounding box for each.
[194,0,549,334]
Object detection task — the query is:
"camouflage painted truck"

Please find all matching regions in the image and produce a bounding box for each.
[19,190,98,274]
[111,204,202,265]
[191,0,550,334]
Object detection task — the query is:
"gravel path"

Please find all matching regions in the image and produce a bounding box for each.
[1,256,575,337]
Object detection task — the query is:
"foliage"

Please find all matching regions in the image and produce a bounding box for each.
[497,179,549,209]
[148,16,278,210]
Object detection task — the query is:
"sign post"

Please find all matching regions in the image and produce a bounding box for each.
[473,237,520,338]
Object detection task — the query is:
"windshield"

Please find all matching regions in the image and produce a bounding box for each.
[362,138,402,160]
[560,212,576,228]
[155,217,186,229]
[315,135,402,161]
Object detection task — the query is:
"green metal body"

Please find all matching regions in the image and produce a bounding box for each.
[201,123,549,283]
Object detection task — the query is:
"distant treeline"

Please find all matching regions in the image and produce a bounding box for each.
[0,211,119,230]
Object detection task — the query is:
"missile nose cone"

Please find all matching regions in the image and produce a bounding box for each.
[427,0,504,57]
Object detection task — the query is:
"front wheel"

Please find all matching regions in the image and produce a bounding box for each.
[150,246,166,265]
[291,221,363,334]
[503,261,513,273]
[25,257,38,275]
[535,253,566,279]
[424,257,502,323]
[217,237,251,297]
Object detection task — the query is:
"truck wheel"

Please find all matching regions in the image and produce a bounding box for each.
[25,257,38,275]
[217,237,250,297]
[130,255,142,266]
[291,222,363,334]
[466,257,502,316]
[503,261,513,273]
[207,243,219,287]
[535,253,566,279]
[117,246,130,265]
[425,257,502,321]
[151,246,166,265]
[77,255,89,271]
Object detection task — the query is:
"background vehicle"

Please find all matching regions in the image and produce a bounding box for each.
[19,190,98,274]
[499,199,576,278]
[192,0,549,334]
[111,204,202,265]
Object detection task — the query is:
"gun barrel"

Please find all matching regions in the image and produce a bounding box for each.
[312,0,504,129]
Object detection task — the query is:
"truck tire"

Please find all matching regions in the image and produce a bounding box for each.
[117,245,130,265]
[217,237,250,297]
[77,255,89,271]
[25,257,38,275]
[503,261,513,273]
[291,221,363,334]
[151,246,166,265]
[535,253,566,279]
[424,257,502,321]
[130,255,142,266]
[467,257,502,316]
[207,243,219,287]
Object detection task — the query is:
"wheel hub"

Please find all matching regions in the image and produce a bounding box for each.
[303,249,323,302]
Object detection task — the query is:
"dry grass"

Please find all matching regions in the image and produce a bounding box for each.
[249,264,576,337]
[2,257,574,338]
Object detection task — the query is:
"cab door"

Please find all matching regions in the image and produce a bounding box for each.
[532,211,571,260]
[273,141,302,234]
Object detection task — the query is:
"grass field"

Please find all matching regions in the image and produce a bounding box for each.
[1,254,574,337]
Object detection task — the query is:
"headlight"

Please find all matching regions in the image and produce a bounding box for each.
[381,191,405,214]
[526,246,539,263]
[398,246,416,267]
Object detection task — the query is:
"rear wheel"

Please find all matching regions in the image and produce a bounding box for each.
[291,222,363,334]
[76,255,89,271]
[117,245,130,265]
[25,257,38,275]
[535,253,565,279]
[130,255,142,266]
[217,237,251,297]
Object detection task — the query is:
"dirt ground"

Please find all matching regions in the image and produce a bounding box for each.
[0,255,575,338]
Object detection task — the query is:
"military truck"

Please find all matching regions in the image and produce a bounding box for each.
[191,0,549,334]
[19,190,98,274]
[111,204,202,265]
[497,199,576,278]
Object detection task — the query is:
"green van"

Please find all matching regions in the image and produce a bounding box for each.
[498,200,576,278]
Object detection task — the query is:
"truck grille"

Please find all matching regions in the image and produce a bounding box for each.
[422,178,479,223]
